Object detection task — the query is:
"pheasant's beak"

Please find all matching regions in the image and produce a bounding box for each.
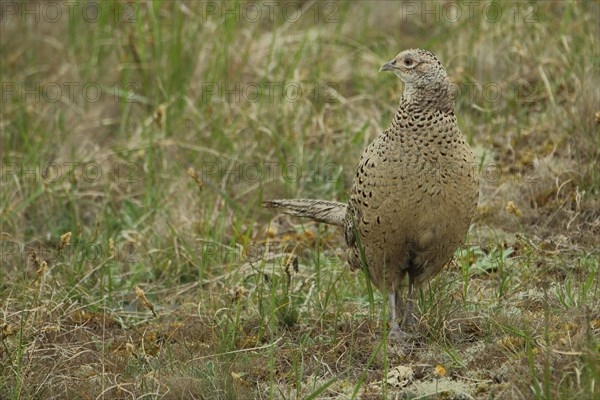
[380,59,397,72]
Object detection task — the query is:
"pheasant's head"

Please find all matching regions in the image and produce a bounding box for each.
[380,49,455,111]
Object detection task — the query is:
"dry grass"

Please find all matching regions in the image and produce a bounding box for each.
[1,1,599,399]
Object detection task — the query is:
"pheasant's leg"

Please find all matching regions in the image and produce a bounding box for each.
[401,276,417,329]
[387,292,406,340]
[394,288,404,327]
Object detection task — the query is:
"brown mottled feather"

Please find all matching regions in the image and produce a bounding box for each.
[263,199,346,226]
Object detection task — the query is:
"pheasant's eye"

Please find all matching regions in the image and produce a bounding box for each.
[404,58,414,67]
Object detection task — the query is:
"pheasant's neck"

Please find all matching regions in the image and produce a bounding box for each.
[389,98,458,139]
[398,96,446,115]
[401,80,455,114]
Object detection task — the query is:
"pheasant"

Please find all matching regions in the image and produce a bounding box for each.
[264,49,479,341]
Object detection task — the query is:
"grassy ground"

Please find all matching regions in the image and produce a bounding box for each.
[1,1,599,399]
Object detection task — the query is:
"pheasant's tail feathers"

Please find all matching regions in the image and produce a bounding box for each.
[264,199,347,227]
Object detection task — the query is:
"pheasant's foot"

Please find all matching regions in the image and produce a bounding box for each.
[387,323,417,355]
